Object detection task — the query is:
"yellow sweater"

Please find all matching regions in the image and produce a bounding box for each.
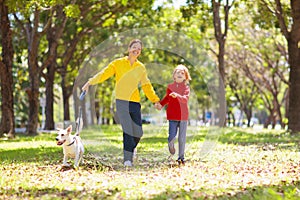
[88,56,160,103]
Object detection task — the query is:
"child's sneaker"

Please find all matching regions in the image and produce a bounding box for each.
[168,139,175,155]
[124,160,132,167]
[177,158,185,165]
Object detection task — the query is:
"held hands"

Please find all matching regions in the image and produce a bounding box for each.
[154,92,178,111]
[154,102,162,110]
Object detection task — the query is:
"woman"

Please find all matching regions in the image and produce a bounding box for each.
[82,39,160,167]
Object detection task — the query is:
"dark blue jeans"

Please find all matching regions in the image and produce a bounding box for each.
[116,99,142,162]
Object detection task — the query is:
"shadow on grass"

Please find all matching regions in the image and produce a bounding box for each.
[0,132,56,143]
[0,145,119,171]
[0,141,123,169]
[217,128,300,149]
[186,127,300,148]
[0,146,61,163]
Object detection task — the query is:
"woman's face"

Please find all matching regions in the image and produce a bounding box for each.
[128,42,142,58]
[174,69,185,83]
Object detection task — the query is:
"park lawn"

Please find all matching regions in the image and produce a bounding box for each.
[0,125,300,200]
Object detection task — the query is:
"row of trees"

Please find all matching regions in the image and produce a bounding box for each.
[1,0,158,136]
[0,0,299,137]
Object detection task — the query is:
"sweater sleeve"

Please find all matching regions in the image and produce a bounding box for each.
[140,66,160,103]
[176,86,190,103]
[160,87,171,107]
[88,60,116,85]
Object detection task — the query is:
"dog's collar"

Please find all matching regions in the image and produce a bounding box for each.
[67,138,75,146]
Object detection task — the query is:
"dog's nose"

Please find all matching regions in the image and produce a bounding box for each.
[55,138,59,141]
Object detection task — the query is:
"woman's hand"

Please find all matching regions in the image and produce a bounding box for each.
[82,82,90,92]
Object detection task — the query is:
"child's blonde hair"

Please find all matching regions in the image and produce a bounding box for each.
[173,64,191,83]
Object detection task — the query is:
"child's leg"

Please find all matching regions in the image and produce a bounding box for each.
[178,121,187,160]
[168,121,179,155]
[168,120,178,142]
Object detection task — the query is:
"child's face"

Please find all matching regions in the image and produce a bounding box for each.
[128,42,142,58]
[174,69,185,83]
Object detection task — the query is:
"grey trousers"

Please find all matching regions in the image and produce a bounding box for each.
[116,99,143,162]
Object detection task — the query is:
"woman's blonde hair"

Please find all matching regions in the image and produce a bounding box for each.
[173,64,191,83]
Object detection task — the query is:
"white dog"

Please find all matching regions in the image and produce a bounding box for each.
[56,125,84,169]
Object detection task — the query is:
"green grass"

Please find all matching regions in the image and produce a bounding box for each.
[0,125,300,199]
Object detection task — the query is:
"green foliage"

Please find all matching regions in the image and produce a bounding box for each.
[247,0,291,30]
[181,0,211,33]
[64,4,80,18]
[121,0,128,6]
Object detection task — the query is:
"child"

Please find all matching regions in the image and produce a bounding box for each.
[157,64,191,164]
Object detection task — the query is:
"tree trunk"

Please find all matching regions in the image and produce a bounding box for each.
[263,115,271,129]
[44,62,55,130]
[26,74,40,135]
[212,0,230,127]
[287,0,300,132]
[274,0,300,133]
[274,97,284,129]
[26,60,40,135]
[0,0,15,138]
[244,108,252,127]
[61,72,71,121]
[44,28,56,130]
[287,41,300,132]
[24,8,43,135]
[44,6,67,130]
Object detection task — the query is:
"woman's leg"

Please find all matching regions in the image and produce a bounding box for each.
[129,101,143,142]
[116,100,138,162]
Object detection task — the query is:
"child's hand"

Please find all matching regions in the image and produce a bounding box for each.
[169,92,178,98]
[154,102,162,110]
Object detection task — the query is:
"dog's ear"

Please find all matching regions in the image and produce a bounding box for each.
[66,125,72,134]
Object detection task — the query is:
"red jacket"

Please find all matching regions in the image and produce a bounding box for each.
[160,82,190,121]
